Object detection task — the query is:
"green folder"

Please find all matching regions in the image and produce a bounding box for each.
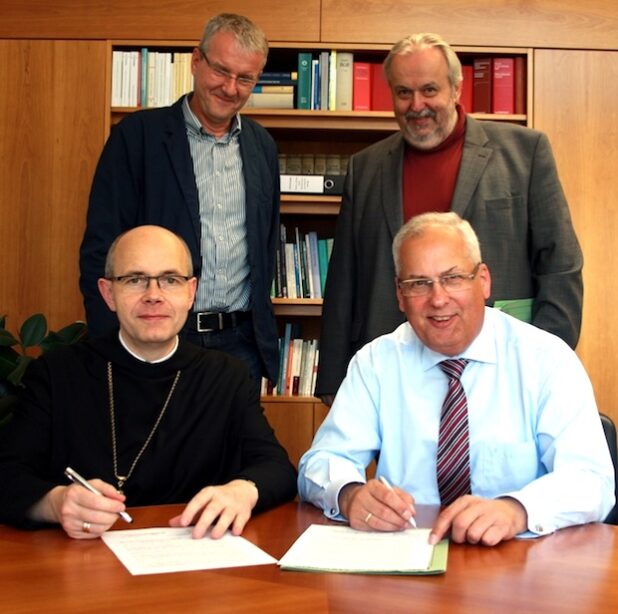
[493,298,533,324]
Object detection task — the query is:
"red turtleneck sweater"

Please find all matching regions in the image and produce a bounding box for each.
[402,105,467,221]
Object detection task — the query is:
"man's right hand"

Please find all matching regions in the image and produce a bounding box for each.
[338,479,416,531]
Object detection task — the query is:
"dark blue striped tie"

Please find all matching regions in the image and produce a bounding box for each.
[437,359,471,505]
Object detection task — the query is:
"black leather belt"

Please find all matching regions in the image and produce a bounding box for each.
[191,311,251,333]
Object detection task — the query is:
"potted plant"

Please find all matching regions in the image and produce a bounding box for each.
[0,313,87,427]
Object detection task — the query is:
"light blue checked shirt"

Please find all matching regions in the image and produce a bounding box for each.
[183,96,251,313]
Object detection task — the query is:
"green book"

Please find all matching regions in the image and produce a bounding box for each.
[297,52,312,109]
[317,238,330,296]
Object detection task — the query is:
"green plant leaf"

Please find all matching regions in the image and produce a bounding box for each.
[7,355,34,387]
[40,321,88,352]
[0,346,20,379]
[19,314,48,348]
[0,329,19,347]
[56,321,88,344]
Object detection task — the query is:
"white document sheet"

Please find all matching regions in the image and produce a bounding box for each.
[101,527,277,575]
[278,524,434,573]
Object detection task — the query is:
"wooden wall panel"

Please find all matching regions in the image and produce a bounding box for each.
[321,0,618,50]
[264,401,316,469]
[0,0,321,43]
[533,49,618,425]
[0,40,107,332]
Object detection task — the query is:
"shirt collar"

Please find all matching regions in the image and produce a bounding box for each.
[118,330,179,363]
[182,93,242,139]
[417,306,498,371]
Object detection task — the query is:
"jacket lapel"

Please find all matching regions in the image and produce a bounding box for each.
[451,117,492,218]
[381,133,405,239]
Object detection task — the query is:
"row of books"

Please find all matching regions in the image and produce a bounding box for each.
[274,226,333,300]
[262,324,319,396]
[297,51,393,112]
[246,71,297,109]
[111,49,192,108]
[462,56,526,115]
[278,153,350,176]
[110,49,526,116]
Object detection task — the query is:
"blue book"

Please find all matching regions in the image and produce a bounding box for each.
[311,59,320,109]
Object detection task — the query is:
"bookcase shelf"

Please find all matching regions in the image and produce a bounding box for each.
[272,298,323,317]
[280,194,340,215]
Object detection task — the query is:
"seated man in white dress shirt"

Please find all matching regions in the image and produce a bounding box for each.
[298,211,614,546]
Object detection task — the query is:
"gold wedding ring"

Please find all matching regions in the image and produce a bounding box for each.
[364,512,373,524]
[83,521,91,533]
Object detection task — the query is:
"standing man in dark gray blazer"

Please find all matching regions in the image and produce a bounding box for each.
[80,13,280,387]
[316,33,583,403]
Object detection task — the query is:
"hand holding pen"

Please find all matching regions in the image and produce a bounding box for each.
[379,476,417,528]
[65,467,133,531]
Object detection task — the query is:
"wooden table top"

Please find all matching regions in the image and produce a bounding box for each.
[1,501,617,613]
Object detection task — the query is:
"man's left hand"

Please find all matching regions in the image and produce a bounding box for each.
[169,479,259,539]
[429,495,528,546]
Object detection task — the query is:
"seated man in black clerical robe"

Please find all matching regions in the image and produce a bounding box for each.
[0,225,297,539]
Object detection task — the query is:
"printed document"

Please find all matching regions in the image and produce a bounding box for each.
[278,524,446,574]
[102,527,277,575]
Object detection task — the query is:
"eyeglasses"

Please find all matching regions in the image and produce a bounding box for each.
[397,263,482,297]
[107,275,192,292]
[199,49,258,90]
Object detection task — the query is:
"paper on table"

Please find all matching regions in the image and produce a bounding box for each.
[278,524,440,574]
[101,527,277,575]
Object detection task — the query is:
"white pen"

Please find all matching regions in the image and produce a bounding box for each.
[379,475,417,528]
[64,466,133,524]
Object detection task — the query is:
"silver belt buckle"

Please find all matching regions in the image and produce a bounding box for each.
[196,312,223,333]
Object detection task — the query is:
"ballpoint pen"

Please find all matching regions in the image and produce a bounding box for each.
[65,466,133,523]
[379,475,417,528]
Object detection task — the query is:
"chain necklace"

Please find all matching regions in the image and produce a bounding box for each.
[107,361,181,494]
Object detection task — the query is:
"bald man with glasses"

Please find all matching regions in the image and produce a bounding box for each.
[1,225,296,539]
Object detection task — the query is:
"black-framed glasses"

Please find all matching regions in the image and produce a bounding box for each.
[199,49,258,90]
[107,274,192,292]
[398,263,482,297]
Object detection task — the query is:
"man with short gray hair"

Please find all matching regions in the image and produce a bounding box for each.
[81,13,280,388]
[300,212,612,546]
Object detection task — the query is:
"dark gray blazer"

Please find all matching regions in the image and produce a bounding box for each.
[316,116,583,396]
[80,97,280,381]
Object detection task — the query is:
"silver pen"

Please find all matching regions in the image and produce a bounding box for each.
[379,475,417,528]
[64,466,133,524]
